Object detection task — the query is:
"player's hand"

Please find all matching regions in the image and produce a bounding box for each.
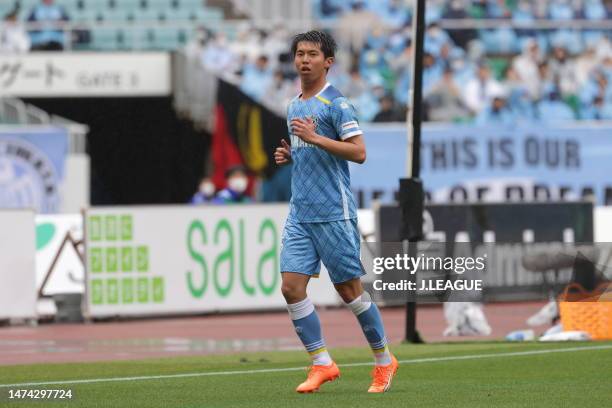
[291,118,320,145]
[275,139,292,166]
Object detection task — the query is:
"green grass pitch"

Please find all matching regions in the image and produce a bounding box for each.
[2,342,611,407]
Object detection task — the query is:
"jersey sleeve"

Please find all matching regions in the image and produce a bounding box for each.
[330,97,363,140]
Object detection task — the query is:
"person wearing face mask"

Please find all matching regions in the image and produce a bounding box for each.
[213,166,253,204]
[190,177,216,205]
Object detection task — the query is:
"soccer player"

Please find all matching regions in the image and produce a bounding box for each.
[274,30,398,394]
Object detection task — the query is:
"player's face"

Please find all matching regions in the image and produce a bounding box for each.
[294,41,333,81]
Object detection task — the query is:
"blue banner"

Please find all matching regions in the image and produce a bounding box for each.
[0,127,68,213]
[350,124,611,207]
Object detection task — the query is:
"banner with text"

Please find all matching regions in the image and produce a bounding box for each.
[0,52,171,97]
[83,205,340,318]
[351,124,611,207]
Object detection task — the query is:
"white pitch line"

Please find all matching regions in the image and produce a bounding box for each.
[1,344,610,389]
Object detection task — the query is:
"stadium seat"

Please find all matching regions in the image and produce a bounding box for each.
[145,0,175,10]
[161,7,192,21]
[72,8,98,23]
[0,4,14,16]
[91,27,119,50]
[177,0,205,9]
[153,26,181,49]
[109,0,141,10]
[81,0,112,13]
[99,9,131,23]
[130,8,163,22]
[193,8,223,23]
[55,0,80,10]
[120,27,155,49]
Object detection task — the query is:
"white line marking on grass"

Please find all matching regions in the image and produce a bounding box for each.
[1,344,611,388]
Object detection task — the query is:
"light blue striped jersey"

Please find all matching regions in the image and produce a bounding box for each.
[287,82,363,223]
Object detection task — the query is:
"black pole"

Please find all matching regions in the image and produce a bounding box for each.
[400,0,426,343]
[410,0,425,180]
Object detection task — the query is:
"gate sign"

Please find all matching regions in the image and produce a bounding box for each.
[0,127,68,214]
[0,52,171,97]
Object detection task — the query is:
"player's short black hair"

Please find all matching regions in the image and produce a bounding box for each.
[291,30,337,60]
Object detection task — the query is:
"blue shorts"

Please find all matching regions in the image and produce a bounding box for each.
[280,218,365,284]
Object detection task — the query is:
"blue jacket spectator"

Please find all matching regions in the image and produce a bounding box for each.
[190,178,216,205]
[240,55,273,102]
[212,166,253,204]
[475,96,516,126]
[549,0,574,20]
[27,0,70,51]
[583,0,606,20]
[538,91,576,122]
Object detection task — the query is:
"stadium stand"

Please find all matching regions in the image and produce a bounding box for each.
[174,0,612,123]
[2,0,612,122]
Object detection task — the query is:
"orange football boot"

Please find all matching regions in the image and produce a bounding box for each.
[296,362,340,393]
[367,354,399,393]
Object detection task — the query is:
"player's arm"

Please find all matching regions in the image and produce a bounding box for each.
[290,117,366,164]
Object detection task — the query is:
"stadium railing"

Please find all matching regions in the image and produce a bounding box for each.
[0,97,88,154]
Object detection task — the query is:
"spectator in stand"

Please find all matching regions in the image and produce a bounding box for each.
[263,70,296,116]
[201,32,237,75]
[548,0,575,20]
[475,91,516,125]
[580,68,612,119]
[549,46,578,97]
[372,95,404,122]
[389,42,412,76]
[425,65,470,122]
[27,0,70,51]
[0,9,31,53]
[583,0,607,20]
[537,88,577,122]
[422,52,444,96]
[443,0,477,48]
[513,0,536,38]
[463,61,506,115]
[240,55,273,101]
[229,24,264,65]
[537,62,557,102]
[336,0,382,55]
[504,65,536,121]
[512,38,543,100]
[213,166,253,204]
[575,38,601,88]
[190,177,216,204]
[487,0,512,19]
[319,0,344,18]
[379,0,411,29]
[343,67,368,99]
[425,22,453,58]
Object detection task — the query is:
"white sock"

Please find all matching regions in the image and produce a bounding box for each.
[310,349,332,366]
[374,346,392,366]
[345,292,372,315]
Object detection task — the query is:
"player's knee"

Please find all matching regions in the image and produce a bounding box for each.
[334,282,363,303]
[281,280,306,303]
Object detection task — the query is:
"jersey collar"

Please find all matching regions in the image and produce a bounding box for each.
[298,82,331,100]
